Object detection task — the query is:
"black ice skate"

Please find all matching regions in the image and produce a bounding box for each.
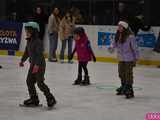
[81,75,90,86]
[20,96,40,107]
[116,86,126,95]
[73,75,82,85]
[46,94,56,108]
[125,85,134,99]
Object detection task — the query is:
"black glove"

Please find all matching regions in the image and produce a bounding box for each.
[93,56,96,62]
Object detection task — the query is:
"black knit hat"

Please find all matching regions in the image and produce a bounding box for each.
[73,27,85,36]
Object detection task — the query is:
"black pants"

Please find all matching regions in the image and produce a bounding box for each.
[26,65,51,98]
[78,61,88,76]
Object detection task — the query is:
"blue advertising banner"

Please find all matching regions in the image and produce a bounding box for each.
[97,32,115,47]
[136,33,156,48]
[98,32,156,48]
[0,21,23,50]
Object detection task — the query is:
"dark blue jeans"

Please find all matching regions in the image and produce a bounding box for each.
[154,37,160,52]
[48,32,58,60]
[60,36,73,60]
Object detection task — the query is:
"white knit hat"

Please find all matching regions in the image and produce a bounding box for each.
[118,21,128,29]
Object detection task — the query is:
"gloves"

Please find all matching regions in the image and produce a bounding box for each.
[19,62,24,67]
[93,56,96,62]
[32,65,39,74]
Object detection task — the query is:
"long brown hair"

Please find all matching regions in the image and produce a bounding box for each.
[115,28,132,44]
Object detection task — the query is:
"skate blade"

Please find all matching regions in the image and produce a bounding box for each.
[46,105,57,110]
[19,104,43,107]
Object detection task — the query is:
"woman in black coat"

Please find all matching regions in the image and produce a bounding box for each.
[33,6,48,41]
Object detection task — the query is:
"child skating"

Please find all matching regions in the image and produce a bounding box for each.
[69,27,96,86]
[19,21,56,107]
[109,21,139,99]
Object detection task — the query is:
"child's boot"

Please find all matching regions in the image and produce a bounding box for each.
[73,75,82,85]
[46,93,56,107]
[116,82,126,95]
[125,85,134,99]
[81,75,90,86]
[23,95,39,106]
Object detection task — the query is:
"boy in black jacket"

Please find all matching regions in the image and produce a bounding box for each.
[19,22,56,107]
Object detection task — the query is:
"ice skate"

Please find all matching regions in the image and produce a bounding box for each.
[116,86,126,95]
[125,85,134,99]
[46,94,57,108]
[73,75,82,85]
[20,96,41,107]
[81,75,90,86]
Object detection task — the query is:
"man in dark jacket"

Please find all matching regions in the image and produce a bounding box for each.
[19,22,56,107]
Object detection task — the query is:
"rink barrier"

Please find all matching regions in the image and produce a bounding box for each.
[0,50,160,65]
[1,24,160,66]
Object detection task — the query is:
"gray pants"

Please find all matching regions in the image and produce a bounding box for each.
[60,36,73,60]
[48,32,58,60]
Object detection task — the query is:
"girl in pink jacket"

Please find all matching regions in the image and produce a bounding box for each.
[70,27,96,85]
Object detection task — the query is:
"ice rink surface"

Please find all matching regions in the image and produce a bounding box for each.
[0,56,160,120]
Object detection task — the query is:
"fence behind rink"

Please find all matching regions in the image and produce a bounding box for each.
[0,21,160,65]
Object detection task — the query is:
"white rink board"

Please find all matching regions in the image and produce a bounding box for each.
[19,25,160,61]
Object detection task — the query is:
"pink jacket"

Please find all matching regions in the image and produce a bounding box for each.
[75,34,92,62]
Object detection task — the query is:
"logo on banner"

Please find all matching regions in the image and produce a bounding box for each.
[137,33,156,48]
[0,30,17,44]
[97,32,115,48]
[0,21,23,50]
[98,31,156,48]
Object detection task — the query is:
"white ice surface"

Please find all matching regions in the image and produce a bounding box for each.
[0,56,160,120]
